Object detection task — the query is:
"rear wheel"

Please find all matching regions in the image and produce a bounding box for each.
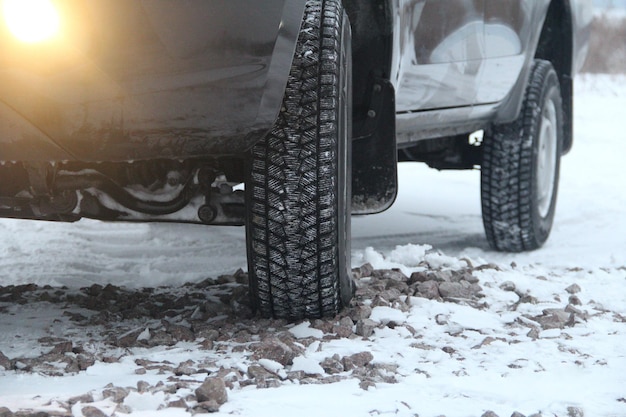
[481,60,564,252]
[246,0,352,320]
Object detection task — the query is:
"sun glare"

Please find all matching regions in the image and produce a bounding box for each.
[3,0,61,43]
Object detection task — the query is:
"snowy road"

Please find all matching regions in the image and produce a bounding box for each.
[0,75,625,417]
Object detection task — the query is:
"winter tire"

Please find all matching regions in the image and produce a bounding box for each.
[246,0,352,320]
[481,59,564,252]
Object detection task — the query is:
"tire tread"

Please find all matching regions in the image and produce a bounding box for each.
[247,0,345,319]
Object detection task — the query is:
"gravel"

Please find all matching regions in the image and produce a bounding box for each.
[0,260,603,416]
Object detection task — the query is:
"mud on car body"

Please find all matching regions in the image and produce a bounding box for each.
[0,0,591,319]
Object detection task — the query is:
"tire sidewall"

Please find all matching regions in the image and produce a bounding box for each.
[530,71,563,245]
[338,10,353,308]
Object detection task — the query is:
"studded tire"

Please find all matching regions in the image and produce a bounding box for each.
[481,60,564,252]
[245,0,352,320]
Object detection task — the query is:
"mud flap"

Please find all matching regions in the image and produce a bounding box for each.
[351,78,397,214]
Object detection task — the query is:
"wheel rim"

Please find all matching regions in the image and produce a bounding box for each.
[536,97,558,218]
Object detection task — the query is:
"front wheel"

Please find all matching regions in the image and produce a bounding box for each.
[481,60,564,252]
[245,0,352,320]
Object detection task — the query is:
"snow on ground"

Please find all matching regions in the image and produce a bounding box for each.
[0,74,625,417]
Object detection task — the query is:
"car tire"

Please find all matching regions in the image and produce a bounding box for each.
[246,0,352,320]
[481,59,564,252]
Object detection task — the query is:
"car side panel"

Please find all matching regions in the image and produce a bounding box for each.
[477,0,548,104]
[393,0,485,112]
[0,0,306,162]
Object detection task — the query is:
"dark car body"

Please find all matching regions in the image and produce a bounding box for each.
[0,1,306,162]
[0,0,591,318]
[1,1,590,163]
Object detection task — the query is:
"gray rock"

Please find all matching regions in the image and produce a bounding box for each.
[286,370,306,381]
[256,379,282,389]
[137,380,150,393]
[68,393,94,406]
[333,316,354,338]
[385,279,410,293]
[475,263,502,271]
[435,314,449,325]
[372,363,399,384]
[439,281,481,299]
[565,284,582,294]
[164,322,194,342]
[371,269,408,282]
[359,380,376,390]
[342,352,374,371]
[174,365,197,376]
[247,365,275,380]
[527,328,540,339]
[356,318,378,338]
[114,404,132,414]
[339,316,354,327]
[250,338,300,366]
[217,274,236,284]
[349,305,372,322]
[482,412,500,417]
[102,387,129,403]
[567,406,584,417]
[167,399,187,408]
[195,400,221,413]
[499,281,517,292]
[321,355,344,374]
[195,377,228,405]
[233,268,249,284]
[565,304,587,319]
[80,406,108,417]
[312,319,334,334]
[356,263,375,278]
[510,413,526,417]
[194,327,220,342]
[0,351,10,370]
[381,288,403,302]
[0,407,14,417]
[417,281,440,299]
[409,271,430,284]
[370,294,391,307]
[77,354,96,371]
[535,309,572,330]
[49,341,73,355]
[568,295,582,306]
[461,271,480,284]
[116,329,144,348]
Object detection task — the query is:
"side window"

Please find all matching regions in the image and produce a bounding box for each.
[477,0,532,104]
[484,0,528,58]
[414,0,485,64]
[395,0,485,112]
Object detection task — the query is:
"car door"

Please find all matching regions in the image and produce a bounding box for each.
[394,0,485,112]
[477,0,535,104]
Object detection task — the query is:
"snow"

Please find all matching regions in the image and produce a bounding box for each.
[1,74,626,416]
[124,391,166,411]
[369,306,407,325]
[288,321,325,339]
[290,356,325,376]
[258,359,288,379]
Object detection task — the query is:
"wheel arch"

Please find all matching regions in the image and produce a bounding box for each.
[534,0,575,154]
[495,1,576,155]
